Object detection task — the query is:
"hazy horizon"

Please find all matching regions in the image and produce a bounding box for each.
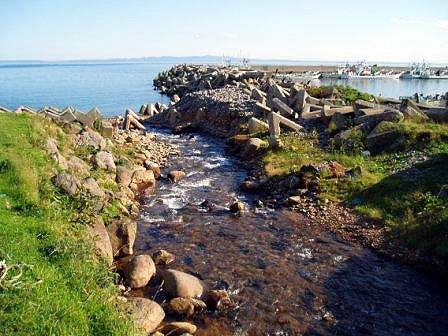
[1,1,447,63]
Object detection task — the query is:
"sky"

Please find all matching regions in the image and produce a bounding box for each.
[0,0,447,63]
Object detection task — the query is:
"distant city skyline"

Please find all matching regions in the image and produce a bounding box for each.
[1,0,447,63]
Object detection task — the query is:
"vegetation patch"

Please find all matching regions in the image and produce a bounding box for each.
[0,114,134,336]
[263,119,448,262]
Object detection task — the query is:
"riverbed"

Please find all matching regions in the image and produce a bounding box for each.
[135,127,448,336]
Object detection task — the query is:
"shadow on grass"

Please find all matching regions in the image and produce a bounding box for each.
[356,153,448,267]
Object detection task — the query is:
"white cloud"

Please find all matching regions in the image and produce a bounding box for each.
[428,20,448,28]
[391,18,422,24]
[194,33,201,39]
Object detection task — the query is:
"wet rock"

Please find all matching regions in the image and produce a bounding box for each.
[239,180,260,193]
[54,172,79,196]
[161,322,197,335]
[168,170,186,182]
[144,160,161,178]
[67,156,90,177]
[152,249,175,266]
[86,217,113,265]
[125,255,156,289]
[95,151,116,172]
[115,166,132,187]
[230,201,246,213]
[127,297,165,333]
[167,297,206,317]
[205,289,234,310]
[106,218,137,257]
[161,269,204,298]
[130,168,155,191]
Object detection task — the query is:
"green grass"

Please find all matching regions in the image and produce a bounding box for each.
[307,85,374,104]
[263,119,448,261]
[0,114,134,336]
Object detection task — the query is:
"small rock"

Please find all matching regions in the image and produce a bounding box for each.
[95,151,116,172]
[161,269,204,298]
[125,255,156,289]
[127,297,165,333]
[144,160,161,178]
[205,289,234,310]
[166,297,206,317]
[161,322,197,336]
[229,201,245,213]
[168,170,186,182]
[152,249,175,266]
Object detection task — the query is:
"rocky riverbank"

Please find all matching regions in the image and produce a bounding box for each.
[150,64,448,276]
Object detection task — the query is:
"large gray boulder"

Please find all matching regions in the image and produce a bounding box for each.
[81,177,105,199]
[160,269,204,298]
[54,172,79,196]
[95,151,116,172]
[76,129,107,150]
[355,109,404,131]
[106,218,137,257]
[364,121,403,153]
[67,156,90,177]
[126,297,165,333]
[125,255,156,289]
[400,99,429,120]
[86,217,113,265]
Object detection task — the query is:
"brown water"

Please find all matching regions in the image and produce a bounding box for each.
[135,128,448,336]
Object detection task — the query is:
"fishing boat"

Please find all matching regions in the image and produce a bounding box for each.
[337,61,402,79]
[400,62,448,79]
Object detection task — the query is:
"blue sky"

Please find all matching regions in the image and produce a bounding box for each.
[1,0,447,62]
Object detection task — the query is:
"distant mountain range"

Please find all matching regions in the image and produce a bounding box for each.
[0,56,446,68]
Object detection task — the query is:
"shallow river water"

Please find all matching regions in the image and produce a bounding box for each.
[135,128,448,336]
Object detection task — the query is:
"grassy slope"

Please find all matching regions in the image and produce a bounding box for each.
[0,114,133,336]
[263,120,448,261]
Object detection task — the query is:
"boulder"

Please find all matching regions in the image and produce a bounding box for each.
[160,269,204,298]
[130,168,155,191]
[144,160,161,178]
[205,289,234,310]
[267,83,287,102]
[81,177,105,199]
[125,255,156,288]
[106,218,137,257]
[167,297,206,317]
[76,129,107,150]
[86,217,113,265]
[95,151,116,172]
[126,297,165,333]
[54,172,79,196]
[161,322,197,336]
[168,170,186,182]
[152,249,175,265]
[67,156,90,177]
[229,201,245,213]
[116,166,133,187]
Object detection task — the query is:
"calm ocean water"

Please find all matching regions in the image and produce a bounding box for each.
[1,61,448,117]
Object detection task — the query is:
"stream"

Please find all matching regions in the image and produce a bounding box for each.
[135,127,448,336]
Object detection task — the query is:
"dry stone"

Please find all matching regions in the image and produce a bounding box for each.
[127,297,165,333]
[125,255,156,289]
[161,269,204,298]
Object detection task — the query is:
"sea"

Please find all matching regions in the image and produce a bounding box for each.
[1,59,448,117]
